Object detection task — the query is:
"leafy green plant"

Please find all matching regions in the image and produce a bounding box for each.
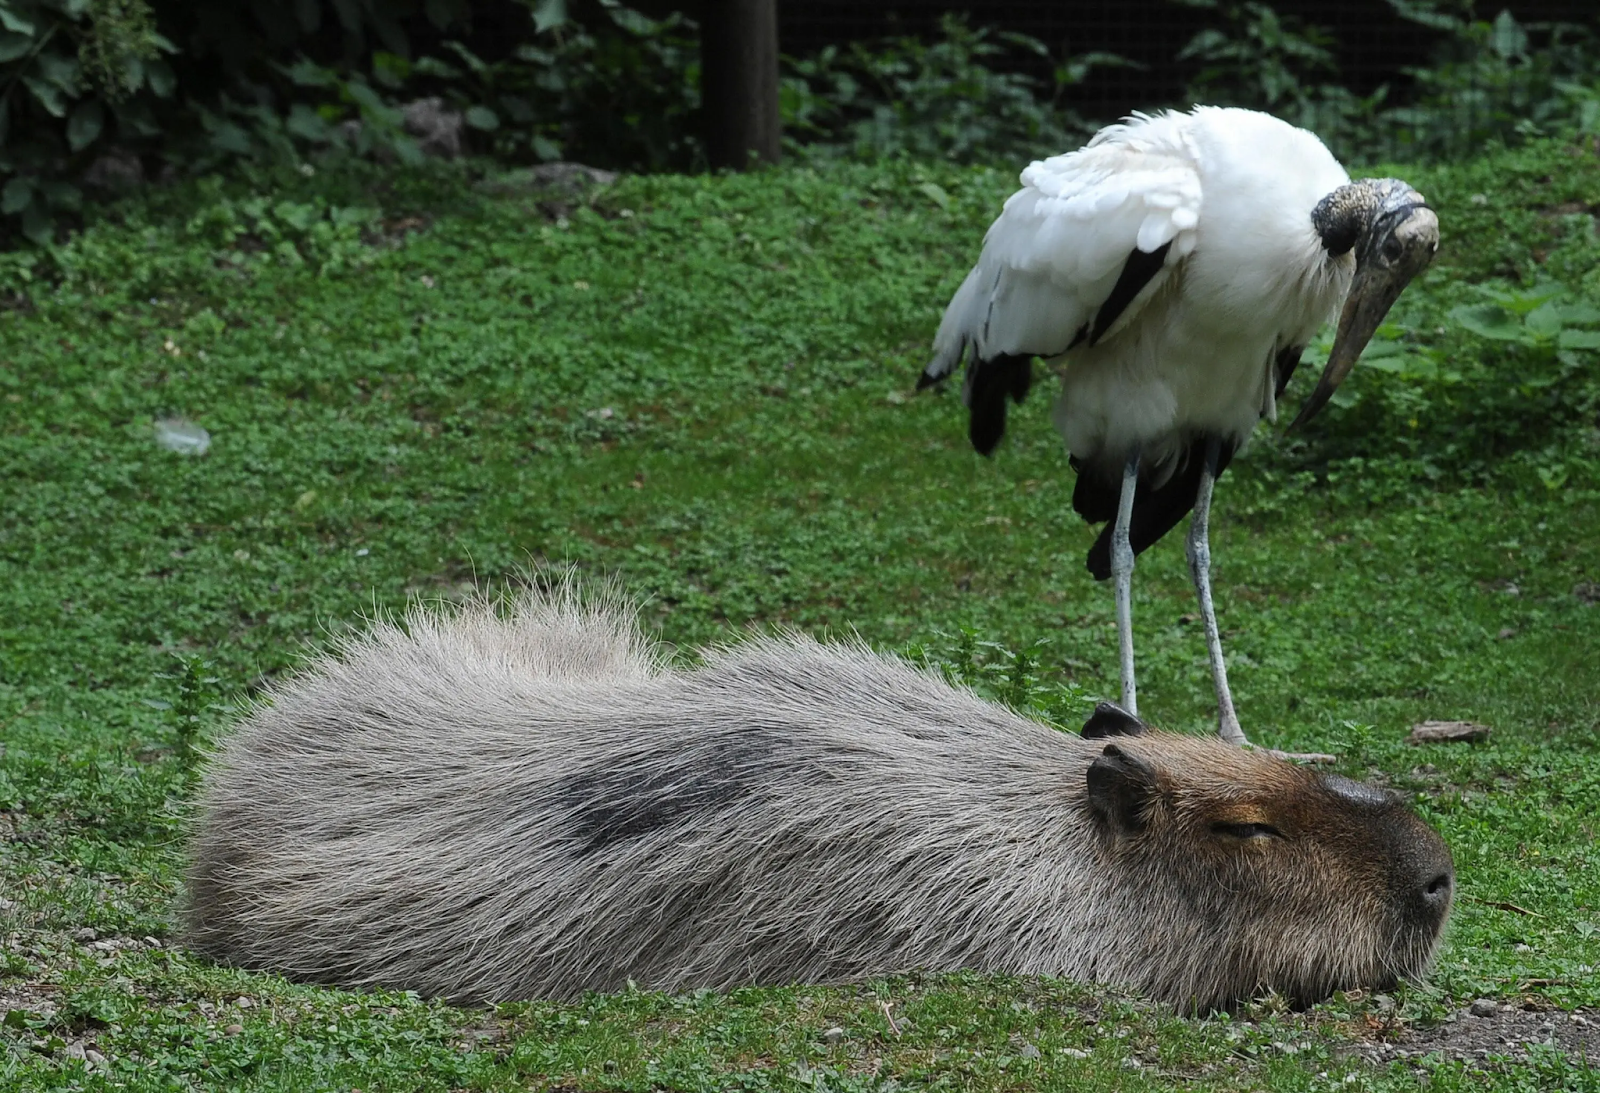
[1171,0,1401,162]
[0,0,175,241]
[181,189,384,273]
[5,0,1600,249]
[908,627,1097,727]
[0,0,691,244]
[222,2,702,173]
[1176,0,1338,112]
[402,1,703,171]
[1449,282,1600,355]
[1383,2,1600,158]
[143,654,224,772]
[1556,75,1600,137]
[782,14,1129,164]
[1169,1,1600,163]
[276,54,428,166]
[1279,273,1600,495]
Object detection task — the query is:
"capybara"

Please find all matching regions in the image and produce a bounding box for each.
[185,579,1453,1012]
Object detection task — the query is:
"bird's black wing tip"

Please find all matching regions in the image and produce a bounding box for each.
[964,354,1034,456]
[916,368,944,392]
[968,419,1004,457]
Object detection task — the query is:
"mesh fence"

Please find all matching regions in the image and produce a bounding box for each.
[776,0,1600,161]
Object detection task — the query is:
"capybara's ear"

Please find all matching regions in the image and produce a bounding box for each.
[1081,701,1148,739]
[1086,744,1158,836]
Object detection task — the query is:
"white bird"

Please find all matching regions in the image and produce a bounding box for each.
[919,106,1439,749]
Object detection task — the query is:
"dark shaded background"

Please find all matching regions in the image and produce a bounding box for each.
[147,2,1600,130]
[774,1,1600,115]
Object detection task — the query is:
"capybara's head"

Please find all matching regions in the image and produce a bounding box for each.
[1080,705,1453,1012]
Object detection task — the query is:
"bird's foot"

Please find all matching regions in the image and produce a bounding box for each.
[1264,747,1338,766]
[1223,716,1336,764]
[1216,711,1249,749]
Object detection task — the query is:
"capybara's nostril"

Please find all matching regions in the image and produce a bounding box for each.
[1423,870,1453,910]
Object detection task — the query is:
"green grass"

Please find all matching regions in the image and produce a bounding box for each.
[1,139,1598,1090]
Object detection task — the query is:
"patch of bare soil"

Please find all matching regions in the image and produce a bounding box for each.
[0,976,62,1021]
[1355,1001,1598,1068]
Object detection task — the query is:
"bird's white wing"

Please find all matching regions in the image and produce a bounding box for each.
[924,127,1203,387]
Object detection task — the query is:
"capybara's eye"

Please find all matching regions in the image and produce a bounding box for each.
[1211,821,1283,840]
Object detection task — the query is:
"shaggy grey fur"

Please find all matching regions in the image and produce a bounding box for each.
[185,580,1453,1012]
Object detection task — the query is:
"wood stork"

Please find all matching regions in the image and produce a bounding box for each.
[919,106,1438,749]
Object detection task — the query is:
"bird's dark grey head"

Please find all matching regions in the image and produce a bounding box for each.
[1310,178,1435,259]
[1291,178,1440,430]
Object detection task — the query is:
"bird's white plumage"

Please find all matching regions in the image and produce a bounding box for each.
[928,106,1355,475]
[932,114,1202,367]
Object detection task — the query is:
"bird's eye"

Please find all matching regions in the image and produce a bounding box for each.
[1211,821,1283,840]
[1382,237,1404,262]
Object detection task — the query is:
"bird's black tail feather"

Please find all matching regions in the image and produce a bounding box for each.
[965,354,1033,456]
[1070,455,1116,525]
[1082,437,1236,581]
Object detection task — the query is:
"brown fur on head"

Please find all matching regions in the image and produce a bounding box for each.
[1083,721,1453,1012]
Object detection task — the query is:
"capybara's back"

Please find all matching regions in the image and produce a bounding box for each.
[186,580,1453,1011]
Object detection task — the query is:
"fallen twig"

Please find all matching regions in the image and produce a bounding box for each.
[1465,897,1541,917]
[1268,749,1337,765]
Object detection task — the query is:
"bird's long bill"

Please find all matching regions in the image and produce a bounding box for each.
[1288,266,1407,431]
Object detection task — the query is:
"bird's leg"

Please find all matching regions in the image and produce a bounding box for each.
[1187,438,1336,764]
[1187,437,1246,747]
[1112,452,1140,717]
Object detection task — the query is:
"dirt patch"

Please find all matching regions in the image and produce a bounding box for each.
[1540,200,1600,219]
[0,976,62,1021]
[1353,1001,1598,1067]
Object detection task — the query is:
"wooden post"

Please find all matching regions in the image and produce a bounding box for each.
[701,0,781,169]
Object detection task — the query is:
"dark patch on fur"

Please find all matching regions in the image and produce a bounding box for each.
[1083,436,1237,581]
[1082,702,1148,739]
[558,732,776,857]
[1274,344,1305,399]
[966,354,1033,456]
[1089,242,1172,346]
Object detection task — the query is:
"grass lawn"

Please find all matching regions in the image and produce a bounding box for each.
[2,138,1598,1090]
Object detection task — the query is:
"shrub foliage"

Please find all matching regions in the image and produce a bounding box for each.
[2,1,1599,242]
